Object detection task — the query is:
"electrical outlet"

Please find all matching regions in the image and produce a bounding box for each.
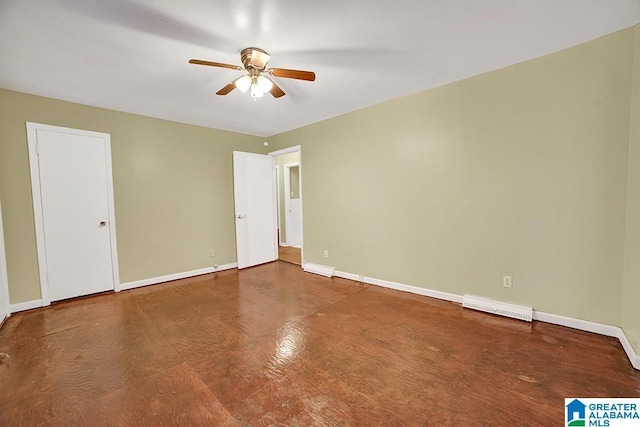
[324,249,329,258]
[503,276,512,288]
[210,249,215,257]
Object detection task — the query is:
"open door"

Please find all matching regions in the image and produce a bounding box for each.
[0,201,10,325]
[233,151,278,269]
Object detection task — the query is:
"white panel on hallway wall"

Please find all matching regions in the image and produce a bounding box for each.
[288,198,302,247]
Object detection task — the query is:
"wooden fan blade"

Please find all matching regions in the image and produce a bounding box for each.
[269,68,316,81]
[216,79,237,95]
[189,59,243,71]
[269,79,285,98]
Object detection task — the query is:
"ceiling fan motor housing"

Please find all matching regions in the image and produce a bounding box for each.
[241,47,270,70]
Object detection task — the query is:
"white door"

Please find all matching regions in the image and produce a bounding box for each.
[0,201,10,323]
[233,151,277,269]
[28,123,119,303]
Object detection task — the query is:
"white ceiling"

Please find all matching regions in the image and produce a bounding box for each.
[1,1,639,137]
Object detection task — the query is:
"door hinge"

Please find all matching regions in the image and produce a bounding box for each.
[35,142,39,154]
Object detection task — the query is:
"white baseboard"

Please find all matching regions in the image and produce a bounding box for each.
[532,310,639,369]
[327,267,639,370]
[617,330,640,370]
[362,275,464,304]
[10,299,43,314]
[119,263,238,291]
[303,263,335,277]
[7,264,239,314]
[334,270,361,282]
[532,310,619,338]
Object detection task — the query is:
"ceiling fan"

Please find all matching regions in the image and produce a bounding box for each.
[189,47,316,99]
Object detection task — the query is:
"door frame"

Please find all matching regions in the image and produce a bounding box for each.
[26,122,121,306]
[268,145,303,266]
[274,164,283,246]
[0,201,10,322]
[283,162,300,248]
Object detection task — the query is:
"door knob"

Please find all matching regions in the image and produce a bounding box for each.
[99,221,107,227]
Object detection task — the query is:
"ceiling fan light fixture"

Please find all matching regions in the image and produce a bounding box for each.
[257,75,273,92]
[235,75,251,93]
[250,83,264,98]
[190,47,314,99]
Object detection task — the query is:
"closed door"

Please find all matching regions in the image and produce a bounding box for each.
[233,151,277,269]
[29,124,118,303]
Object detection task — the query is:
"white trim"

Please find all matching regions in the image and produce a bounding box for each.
[333,270,361,282]
[8,263,239,313]
[275,164,283,246]
[271,156,279,264]
[0,201,10,322]
[119,263,238,291]
[362,275,464,303]
[532,310,619,338]
[10,299,43,313]
[26,123,120,305]
[533,310,640,370]
[329,268,639,370]
[103,132,121,292]
[283,162,299,247]
[303,263,335,277]
[26,124,50,305]
[617,330,640,370]
[268,145,301,157]
[298,149,304,266]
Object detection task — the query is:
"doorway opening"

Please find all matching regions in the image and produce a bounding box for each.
[270,146,302,266]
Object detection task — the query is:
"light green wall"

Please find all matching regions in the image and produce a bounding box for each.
[622,25,640,354]
[1,27,639,337]
[0,89,263,304]
[275,151,299,243]
[270,28,635,326]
